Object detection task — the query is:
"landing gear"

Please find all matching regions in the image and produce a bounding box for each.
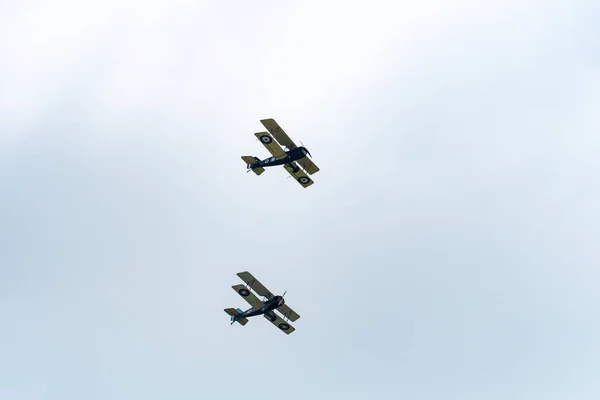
[266,312,277,322]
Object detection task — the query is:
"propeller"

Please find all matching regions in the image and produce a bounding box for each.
[300,140,312,158]
[277,291,287,306]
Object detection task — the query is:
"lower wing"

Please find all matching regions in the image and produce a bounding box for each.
[263,312,296,335]
[283,163,314,188]
[296,156,320,175]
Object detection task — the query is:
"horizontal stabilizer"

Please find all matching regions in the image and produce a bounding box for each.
[241,156,257,165]
[224,308,249,326]
[224,308,239,317]
[241,156,265,175]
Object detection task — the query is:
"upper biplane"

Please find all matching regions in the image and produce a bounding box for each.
[241,118,320,188]
[224,271,301,335]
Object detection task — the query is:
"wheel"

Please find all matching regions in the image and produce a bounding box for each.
[259,135,272,144]
[278,323,290,331]
[298,176,311,185]
[266,312,277,322]
[238,288,250,297]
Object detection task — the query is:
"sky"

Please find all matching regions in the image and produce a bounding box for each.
[1,0,599,399]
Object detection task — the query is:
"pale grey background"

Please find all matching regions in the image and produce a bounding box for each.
[1,1,599,399]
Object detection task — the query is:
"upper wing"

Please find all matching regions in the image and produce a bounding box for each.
[295,156,320,175]
[276,304,300,322]
[237,271,274,300]
[254,132,287,159]
[263,312,296,335]
[232,284,264,309]
[260,119,297,150]
[283,163,314,188]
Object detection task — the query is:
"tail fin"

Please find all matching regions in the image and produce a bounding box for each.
[241,156,265,175]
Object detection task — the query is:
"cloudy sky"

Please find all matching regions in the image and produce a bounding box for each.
[1,1,599,399]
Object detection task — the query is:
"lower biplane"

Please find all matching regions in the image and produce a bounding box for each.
[241,118,320,188]
[224,271,300,335]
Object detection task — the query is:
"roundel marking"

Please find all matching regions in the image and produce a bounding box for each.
[259,135,272,144]
[238,288,250,297]
[278,323,290,331]
[298,176,311,185]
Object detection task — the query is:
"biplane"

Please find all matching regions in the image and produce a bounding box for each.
[241,118,320,188]
[224,271,301,335]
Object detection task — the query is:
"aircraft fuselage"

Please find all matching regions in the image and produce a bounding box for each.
[250,147,309,171]
[233,296,284,321]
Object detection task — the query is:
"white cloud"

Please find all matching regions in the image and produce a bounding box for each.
[1,1,599,399]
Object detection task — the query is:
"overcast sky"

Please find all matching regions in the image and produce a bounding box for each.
[1,1,599,399]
